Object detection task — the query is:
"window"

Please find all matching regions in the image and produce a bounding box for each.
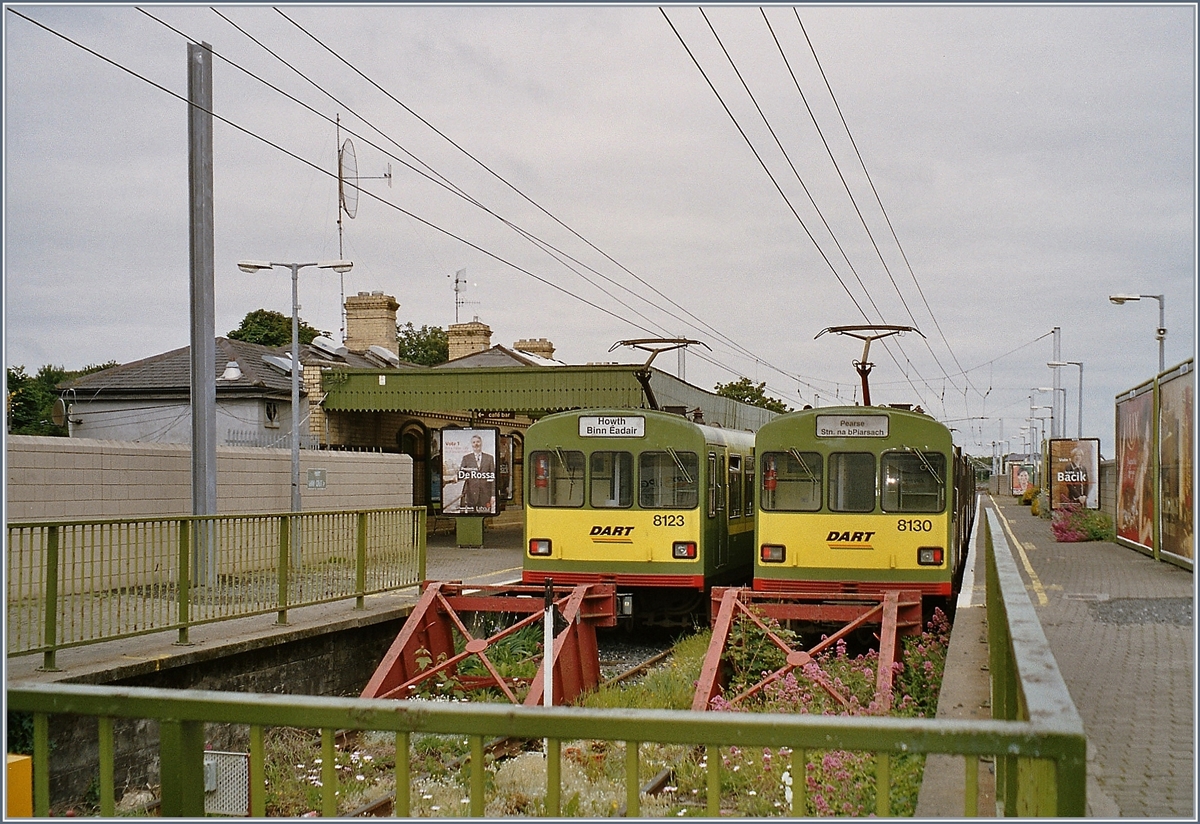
[744,452,755,514]
[881,451,946,513]
[528,450,585,507]
[639,450,699,509]
[829,453,876,512]
[761,451,822,512]
[590,451,633,508]
[263,401,280,429]
[728,455,742,517]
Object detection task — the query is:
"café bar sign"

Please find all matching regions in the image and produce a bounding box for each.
[579,415,646,438]
[816,414,890,438]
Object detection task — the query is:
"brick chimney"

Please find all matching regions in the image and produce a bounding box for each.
[447,319,492,360]
[344,291,399,355]
[513,338,555,359]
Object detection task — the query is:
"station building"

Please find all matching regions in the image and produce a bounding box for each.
[58,290,776,524]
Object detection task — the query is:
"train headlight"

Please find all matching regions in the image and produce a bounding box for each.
[918,546,944,566]
[672,541,697,559]
[760,544,786,563]
[528,538,552,556]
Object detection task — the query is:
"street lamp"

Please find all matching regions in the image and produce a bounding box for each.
[237,260,353,512]
[1048,361,1083,439]
[1034,387,1065,440]
[1109,293,1165,374]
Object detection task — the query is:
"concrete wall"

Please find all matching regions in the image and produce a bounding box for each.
[6,436,413,521]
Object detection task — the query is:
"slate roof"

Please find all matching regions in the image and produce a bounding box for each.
[434,344,566,370]
[58,337,421,400]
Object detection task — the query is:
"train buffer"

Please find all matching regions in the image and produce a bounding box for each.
[361,580,617,707]
[692,587,924,713]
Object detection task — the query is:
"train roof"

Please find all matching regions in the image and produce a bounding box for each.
[528,407,755,450]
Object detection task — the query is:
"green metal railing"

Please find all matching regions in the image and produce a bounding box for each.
[7,503,1085,817]
[6,507,426,670]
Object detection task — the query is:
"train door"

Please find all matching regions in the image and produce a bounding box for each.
[708,451,728,569]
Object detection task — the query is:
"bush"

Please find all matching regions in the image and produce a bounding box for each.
[1020,487,1036,506]
[1052,503,1116,542]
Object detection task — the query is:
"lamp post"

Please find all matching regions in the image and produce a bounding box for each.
[1048,361,1083,438]
[1109,293,1165,374]
[1034,387,1065,440]
[237,260,353,512]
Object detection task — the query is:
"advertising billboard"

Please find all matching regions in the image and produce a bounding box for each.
[440,428,500,516]
[1048,439,1100,510]
[1010,462,1034,497]
[1159,370,1194,561]
[1115,389,1155,550]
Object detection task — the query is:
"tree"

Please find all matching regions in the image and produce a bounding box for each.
[714,377,791,414]
[396,322,449,366]
[6,362,118,436]
[228,309,323,347]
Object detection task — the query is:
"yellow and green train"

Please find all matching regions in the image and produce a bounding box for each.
[523,408,756,624]
[754,405,975,607]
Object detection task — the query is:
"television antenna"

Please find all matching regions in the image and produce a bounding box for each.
[335,115,392,342]
[449,268,479,323]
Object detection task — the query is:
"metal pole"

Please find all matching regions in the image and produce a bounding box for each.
[188,42,217,586]
[1076,362,1083,439]
[1155,294,1165,374]
[291,264,302,513]
[1052,327,1061,438]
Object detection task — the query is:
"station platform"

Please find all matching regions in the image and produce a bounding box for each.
[7,504,1193,818]
[5,525,526,688]
[925,494,1193,818]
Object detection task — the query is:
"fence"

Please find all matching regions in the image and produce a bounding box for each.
[6,507,426,671]
[7,504,1085,817]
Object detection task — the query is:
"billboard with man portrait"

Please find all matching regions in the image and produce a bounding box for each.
[440,428,499,516]
[1048,438,1100,510]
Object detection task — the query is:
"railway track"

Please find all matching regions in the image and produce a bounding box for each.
[345,639,679,817]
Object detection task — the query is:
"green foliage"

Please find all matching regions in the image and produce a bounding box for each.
[228,309,323,347]
[1052,503,1116,542]
[6,710,34,754]
[6,362,117,436]
[396,322,449,366]
[714,377,791,413]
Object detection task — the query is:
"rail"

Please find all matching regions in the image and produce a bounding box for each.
[7,504,1085,817]
[6,507,426,670]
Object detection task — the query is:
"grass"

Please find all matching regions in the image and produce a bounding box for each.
[255,608,952,816]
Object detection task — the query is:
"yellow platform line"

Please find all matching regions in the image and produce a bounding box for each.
[992,501,1049,606]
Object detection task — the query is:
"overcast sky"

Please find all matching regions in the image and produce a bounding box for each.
[4,3,1195,459]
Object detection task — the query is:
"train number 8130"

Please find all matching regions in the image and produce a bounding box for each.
[896,519,934,532]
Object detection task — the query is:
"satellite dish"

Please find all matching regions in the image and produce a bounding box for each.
[339,138,358,219]
[52,397,68,427]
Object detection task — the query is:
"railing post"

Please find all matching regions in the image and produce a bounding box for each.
[625,740,640,817]
[706,744,720,816]
[277,515,290,625]
[875,751,891,816]
[356,511,368,610]
[790,747,806,816]
[545,738,561,815]
[159,719,205,817]
[418,508,427,583]
[33,712,50,817]
[250,725,266,817]
[470,734,485,817]
[40,526,59,672]
[395,731,410,816]
[321,728,336,817]
[98,717,115,817]
[176,519,192,646]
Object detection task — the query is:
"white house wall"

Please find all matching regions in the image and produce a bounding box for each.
[66,398,292,447]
